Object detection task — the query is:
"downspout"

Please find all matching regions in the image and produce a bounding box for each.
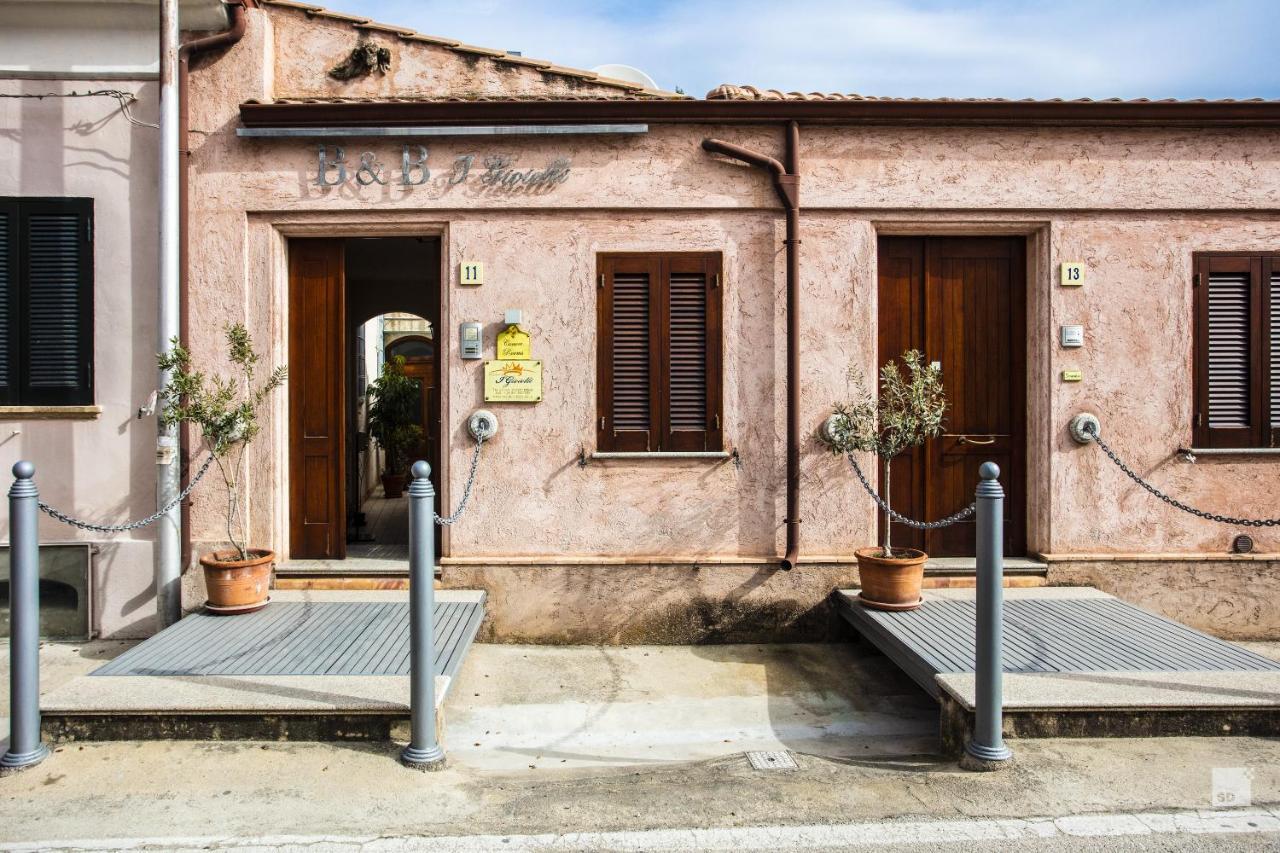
[702,122,801,570]
[157,0,182,627]
[155,0,248,628]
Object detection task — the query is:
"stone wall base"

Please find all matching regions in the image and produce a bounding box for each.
[1046,559,1280,640]
[441,562,863,645]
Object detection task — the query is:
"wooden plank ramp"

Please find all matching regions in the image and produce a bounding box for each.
[837,586,1280,754]
[91,600,481,679]
[41,590,485,743]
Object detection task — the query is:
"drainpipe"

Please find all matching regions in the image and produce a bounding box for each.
[156,0,182,627]
[702,122,801,570]
[154,1,248,629]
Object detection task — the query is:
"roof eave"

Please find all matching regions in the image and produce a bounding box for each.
[239,98,1280,128]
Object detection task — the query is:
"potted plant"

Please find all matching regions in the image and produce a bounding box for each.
[824,350,946,611]
[158,325,287,615]
[365,355,424,499]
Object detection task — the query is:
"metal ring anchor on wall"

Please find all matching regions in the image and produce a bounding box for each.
[468,410,498,443]
[1068,412,1101,445]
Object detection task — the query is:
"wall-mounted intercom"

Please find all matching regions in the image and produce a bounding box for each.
[460,322,483,359]
[1060,325,1085,348]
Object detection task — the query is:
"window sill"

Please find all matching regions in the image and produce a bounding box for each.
[0,405,102,421]
[589,451,731,461]
[1179,447,1280,458]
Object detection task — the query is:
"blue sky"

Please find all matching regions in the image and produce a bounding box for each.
[324,0,1278,99]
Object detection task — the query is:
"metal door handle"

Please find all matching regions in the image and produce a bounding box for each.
[958,435,996,446]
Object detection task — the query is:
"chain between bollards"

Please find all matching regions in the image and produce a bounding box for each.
[400,459,446,771]
[961,461,1014,772]
[2,462,50,774]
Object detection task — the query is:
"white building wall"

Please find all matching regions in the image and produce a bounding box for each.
[0,0,227,637]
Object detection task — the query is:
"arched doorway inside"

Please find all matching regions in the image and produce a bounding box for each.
[350,312,440,562]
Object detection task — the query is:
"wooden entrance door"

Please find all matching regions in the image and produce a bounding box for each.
[877,236,1026,557]
[289,240,345,559]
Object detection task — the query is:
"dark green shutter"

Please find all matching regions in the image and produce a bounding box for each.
[0,201,16,403]
[11,199,93,405]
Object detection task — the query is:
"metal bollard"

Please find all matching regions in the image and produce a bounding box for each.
[2,462,49,774]
[400,460,445,771]
[962,462,1014,771]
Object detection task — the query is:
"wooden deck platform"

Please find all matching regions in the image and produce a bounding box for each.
[837,586,1280,753]
[41,590,486,742]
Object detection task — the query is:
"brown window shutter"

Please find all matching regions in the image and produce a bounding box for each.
[597,255,661,451]
[662,254,723,451]
[1194,254,1263,448]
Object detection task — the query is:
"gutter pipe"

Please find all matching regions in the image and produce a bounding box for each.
[156,0,182,627]
[154,0,248,629]
[701,122,801,570]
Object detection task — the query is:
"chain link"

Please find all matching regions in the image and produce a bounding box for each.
[434,436,484,526]
[846,455,976,529]
[38,455,217,533]
[1083,423,1280,528]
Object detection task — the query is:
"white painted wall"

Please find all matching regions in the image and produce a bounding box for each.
[0,0,227,78]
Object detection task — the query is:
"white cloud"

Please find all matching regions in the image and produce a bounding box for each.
[337,0,1279,99]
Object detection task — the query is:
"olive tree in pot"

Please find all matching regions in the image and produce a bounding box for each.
[825,350,946,611]
[366,355,424,499]
[158,325,287,615]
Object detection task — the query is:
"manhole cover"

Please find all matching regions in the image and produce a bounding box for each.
[746,750,797,771]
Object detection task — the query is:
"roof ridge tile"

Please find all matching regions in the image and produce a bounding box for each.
[706,83,1279,105]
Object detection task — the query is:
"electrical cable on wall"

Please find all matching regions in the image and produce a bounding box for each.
[0,89,157,129]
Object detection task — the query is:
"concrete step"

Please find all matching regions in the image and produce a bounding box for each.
[924,556,1048,577]
[921,576,1046,589]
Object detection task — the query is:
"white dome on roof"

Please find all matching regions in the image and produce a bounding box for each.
[590,64,659,90]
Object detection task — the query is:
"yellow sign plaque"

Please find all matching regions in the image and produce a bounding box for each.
[495,325,531,360]
[460,261,484,286]
[1061,369,1083,382]
[484,360,542,402]
[1060,262,1085,287]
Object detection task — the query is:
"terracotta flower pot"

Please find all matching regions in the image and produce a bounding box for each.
[382,472,406,499]
[200,548,274,615]
[854,547,927,611]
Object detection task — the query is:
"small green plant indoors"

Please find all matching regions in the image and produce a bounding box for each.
[158,324,287,562]
[825,350,947,558]
[365,355,424,479]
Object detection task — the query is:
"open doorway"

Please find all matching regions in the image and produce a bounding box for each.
[287,236,441,566]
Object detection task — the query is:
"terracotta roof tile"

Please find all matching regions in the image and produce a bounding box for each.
[251,92,668,104]
[705,84,1278,104]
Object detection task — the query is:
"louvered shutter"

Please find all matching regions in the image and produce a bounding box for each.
[598,255,661,451]
[1267,258,1280,446]
[1195,254,1263,448]
[598,253,723,453]
[0,201,16,404]
[662,255,722,451]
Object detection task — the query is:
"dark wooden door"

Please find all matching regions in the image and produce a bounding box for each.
[289,240,345,559]
[877,236,1026,557]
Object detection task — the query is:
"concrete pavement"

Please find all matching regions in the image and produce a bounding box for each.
[2,640,1280,850]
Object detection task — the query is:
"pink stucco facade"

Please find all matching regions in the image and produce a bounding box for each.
[179,4,1280,641]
